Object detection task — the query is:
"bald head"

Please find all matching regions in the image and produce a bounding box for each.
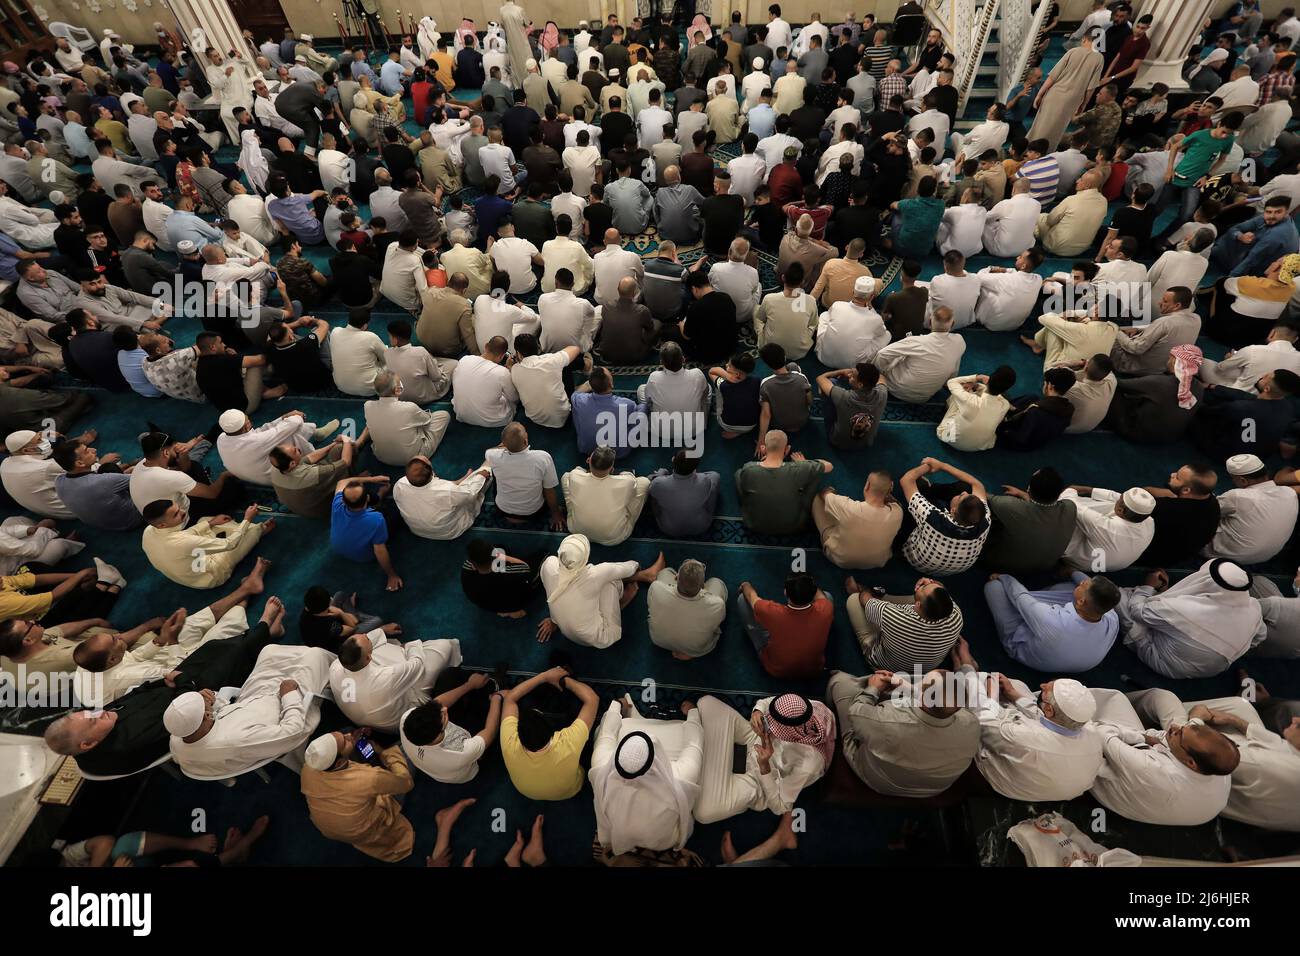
[617,276,639,299]
[763,429,789,456]
[502,422,528,452]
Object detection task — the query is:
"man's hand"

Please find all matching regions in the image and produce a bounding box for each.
[536,617,559,643]
[100,453,121,465]
[243,504,260,522]
[466,673,489,690]
[542,665,569,686]
[278,679,299,697]
[549,511,566,531]
[1188,704,1215,723]
[754,728,774,772]
[381,622,403,635]
[385,574,404,592]
[866,670,893,694]
[208,514,231,526]
[1239,231,1255,244]
[1145,569,1170,590]
[791,450,806,461]
[1001,484,1028,499]
[996,672,1020,702]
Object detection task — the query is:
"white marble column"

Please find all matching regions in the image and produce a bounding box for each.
[1131,0,1216,90]
[161,0,259,88]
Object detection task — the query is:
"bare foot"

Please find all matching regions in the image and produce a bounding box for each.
[262,384,289,400]
[720,831,738,864]
[462,849,476,867]
[223,826,242,852]
[505,830,524,867]
[620,581,640,606]
[773,812,798,851]
[187,833,219,854]
[522,814,546,867]
[220,815,269,864]
[259,595,284,626]
[241,557,271,594]
[434,797,477,831]
[268,603,286,639]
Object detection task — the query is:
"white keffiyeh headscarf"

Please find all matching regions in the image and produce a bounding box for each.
[546,534,591,602]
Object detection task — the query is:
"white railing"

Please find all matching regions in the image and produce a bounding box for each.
[957,0,1001,116]
[999,0,1054,102]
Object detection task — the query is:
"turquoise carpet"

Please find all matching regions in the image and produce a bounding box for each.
[10,32,1300,867]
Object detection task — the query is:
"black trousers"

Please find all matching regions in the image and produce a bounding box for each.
[43,580,121,627]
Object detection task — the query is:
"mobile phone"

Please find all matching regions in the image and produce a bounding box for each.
[731,742,748,774]
[354,734,376,762]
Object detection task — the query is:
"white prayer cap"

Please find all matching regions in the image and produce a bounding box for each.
[163,691,206,737]
[579,20,589,28]
[5,429,37,453]
[753,57,765,69]
[295,54,308,63]
[609,68,620,77]
[305,734,338,770]
[218,409,248,434]
[48,190,65,205]
[1121,488,1155,516]
[1050,679,1095,724]
[1226,453,1265,476]
[301,33,314,42]
[854,276,875,297]
[176,239,198,255]
[526,58,538,69]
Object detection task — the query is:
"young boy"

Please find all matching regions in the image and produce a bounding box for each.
[756,343,812,449]
[707,352,761,438]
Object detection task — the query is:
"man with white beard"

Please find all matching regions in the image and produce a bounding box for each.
[982,179,1040,258]
[952,640,1104,801]
[329,627,461,732]
[973,249,1045,331]
[1089,688,1238,826]
[164,597,335,778]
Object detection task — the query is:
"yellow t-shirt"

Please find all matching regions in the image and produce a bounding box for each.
[0,573,54,622]
[500,715,589,801]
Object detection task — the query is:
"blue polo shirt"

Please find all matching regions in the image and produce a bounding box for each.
[330,492,388,562]
[267,194,325,245]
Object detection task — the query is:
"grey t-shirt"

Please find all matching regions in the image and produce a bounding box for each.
[760,365,812,433]
[829,382,887,449]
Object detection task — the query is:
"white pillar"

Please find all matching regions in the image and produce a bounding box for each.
[162,0,259,89]
[1131,0,1216,91]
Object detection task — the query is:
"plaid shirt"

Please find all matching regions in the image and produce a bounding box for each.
[1257,70,1296,105]
[371,108,402,140]
[878,72,909,108]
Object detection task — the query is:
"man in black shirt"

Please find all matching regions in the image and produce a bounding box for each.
[1139,463,1222,567]
[868,97,907,138]
[789,101,828,142]
[501,89,540,155]
[65,308,128,391]
[380,126,417,183]
[700,171,746,257]
[271,136,322,193]
[329,237,382,308]
[264,317,333,392]
[828,182,875,252]
[678,270,738,363]
[829,35,862,86]
[299,585,390,652]
[600,96,635,159]
[931,62,959,126]
[583,184,615,247]
[460,539,543,617]
[196,331,282,411]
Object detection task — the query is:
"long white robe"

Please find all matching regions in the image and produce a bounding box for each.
[499,2,533,88]
[171,645,335,779]
[328,629,462,732]
[589,701,702,854]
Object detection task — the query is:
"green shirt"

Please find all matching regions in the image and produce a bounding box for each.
[735,460,825,535]
[1173,129,1234,187]
[895,196,945,258]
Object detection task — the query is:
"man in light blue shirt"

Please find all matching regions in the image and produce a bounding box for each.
[747,100,776,140]
[1211,196,1300,277]
[350,50,380,87]
[984,571,1121,673]
[64,116,97,163]
[164,197,223,250]
[570,366,647,460]
[378,51,409,97]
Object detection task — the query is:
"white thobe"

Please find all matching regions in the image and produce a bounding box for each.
[814,301,889,368]
[393,472,488,541]
[1201,339,1300,390]
[873,332,967,403]
[973,268,1043,331]
[1060,488,1154,572]
[562,470,651,546]
[216,415,317,485]
[541,558,640,648]
[982,194,1041,258]
[328,630,462,732]
[1208,481,1299,564]
[936,204,987,258]
[171,645,333,778]
[924,272,982,330]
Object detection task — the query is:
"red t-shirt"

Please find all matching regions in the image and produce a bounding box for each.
[1101,162,1129,201]
[755,597,833,679]
[768,163,804,209]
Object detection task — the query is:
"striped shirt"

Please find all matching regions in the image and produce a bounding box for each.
[867,46,897,81]
[1257,70,1296,106]
[865,598,964,673]
[1017,155,1060,205]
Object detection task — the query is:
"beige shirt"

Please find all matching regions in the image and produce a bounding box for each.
[817,494,902,569]
[1035,188,1108,257]
[562,470,652,546]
